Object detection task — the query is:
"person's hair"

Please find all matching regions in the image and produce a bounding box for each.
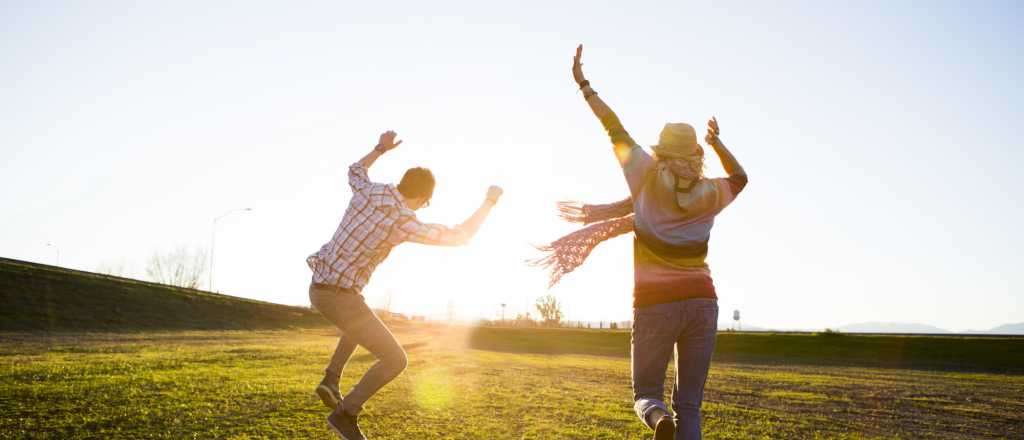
[397,167,435,200]
[654,150,706,180]
[689,155,707,179]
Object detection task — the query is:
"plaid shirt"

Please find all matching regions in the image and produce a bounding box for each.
[307,162,469,293]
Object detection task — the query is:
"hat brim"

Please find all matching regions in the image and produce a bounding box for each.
[651,144,701,159]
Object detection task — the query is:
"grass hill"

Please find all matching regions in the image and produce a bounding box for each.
[0,257,326,332]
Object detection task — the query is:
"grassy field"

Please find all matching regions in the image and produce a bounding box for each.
[3,325,1022,439]
[2,257,1022,438]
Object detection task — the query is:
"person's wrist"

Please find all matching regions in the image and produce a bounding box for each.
[485,197,499,206]
[374,144,387,153]
[577,79,590,89]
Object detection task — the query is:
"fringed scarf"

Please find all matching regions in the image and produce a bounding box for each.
[529,159,704,287]
[528,198,635,288]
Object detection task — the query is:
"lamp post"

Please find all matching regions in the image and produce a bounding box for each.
[45,242,60,266]
[209,208,252,292]
[500,303,507,325]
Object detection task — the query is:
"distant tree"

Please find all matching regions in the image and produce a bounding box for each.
[817,328,843,337]
[534,294,563,327]
[513,312,536,327]
[610,322,618,330]
[145,246,207,289]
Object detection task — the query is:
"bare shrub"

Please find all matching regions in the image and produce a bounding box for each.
[145,246,207,289]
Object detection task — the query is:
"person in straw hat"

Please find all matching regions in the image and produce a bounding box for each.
[531,45,748,440]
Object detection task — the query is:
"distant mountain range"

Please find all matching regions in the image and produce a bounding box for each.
[965,322,1024,335]
[836,321,1024,335]
[838,322,951,334]
[710,321,1024,335]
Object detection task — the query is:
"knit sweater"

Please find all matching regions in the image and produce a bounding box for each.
[603,114,747,308]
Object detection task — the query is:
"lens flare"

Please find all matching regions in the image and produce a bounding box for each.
[411,368,456,409]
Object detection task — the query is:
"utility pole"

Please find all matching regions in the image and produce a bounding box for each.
[209,207,252,292]
[45,242,60,266]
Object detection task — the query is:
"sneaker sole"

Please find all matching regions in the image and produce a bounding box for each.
[316,384,340,410]
[654,417,675,440]
[326,414,354,440]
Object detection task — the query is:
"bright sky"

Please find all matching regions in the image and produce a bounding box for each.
[2,0,1021,331]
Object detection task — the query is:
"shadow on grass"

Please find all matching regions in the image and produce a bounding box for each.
[350,341,429,362]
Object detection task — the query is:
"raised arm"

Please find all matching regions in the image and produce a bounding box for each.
[704,117,746,178]
[357,130,402,169]
[402,186,503,247]
[572,44,638,165]
[350,130,403,193]
[452,186,503,244]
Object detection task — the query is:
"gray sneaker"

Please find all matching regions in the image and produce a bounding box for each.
[327,409,366,440]
[315,380,342,410]
[653,414,675,440]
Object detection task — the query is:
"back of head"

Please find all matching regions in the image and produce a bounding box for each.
[397,167,435,200]
[653,122,705,181]
[652,123,702,158]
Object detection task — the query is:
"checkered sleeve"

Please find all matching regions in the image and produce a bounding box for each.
[394,214,470,246]
[348,162,372,193]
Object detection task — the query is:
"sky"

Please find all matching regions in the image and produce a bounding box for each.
[2,0,1021,331]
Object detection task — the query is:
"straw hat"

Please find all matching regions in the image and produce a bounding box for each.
[651,123,702,159]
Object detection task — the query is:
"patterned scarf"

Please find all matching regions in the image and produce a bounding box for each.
[530,159,703,287]
[528,198,636,288]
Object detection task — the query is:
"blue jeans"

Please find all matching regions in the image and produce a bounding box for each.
[632,299,718,440]
[309,283,408,415]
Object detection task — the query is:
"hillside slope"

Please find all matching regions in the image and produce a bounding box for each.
[0,257,325,331]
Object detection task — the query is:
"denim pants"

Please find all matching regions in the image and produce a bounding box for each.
[632,299,718,440]
[309,283,408,415]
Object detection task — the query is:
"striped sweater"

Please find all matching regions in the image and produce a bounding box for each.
[605,117,747,308]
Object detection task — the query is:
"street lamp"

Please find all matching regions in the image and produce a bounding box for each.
[500,303,507,325]
[45,242,60,266]
[209,208,252,292]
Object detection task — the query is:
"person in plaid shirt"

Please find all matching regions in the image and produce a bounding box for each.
[307,130,502,440]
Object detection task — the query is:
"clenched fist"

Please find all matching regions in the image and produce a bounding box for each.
[377,130,403,152]
[486,186,504,204]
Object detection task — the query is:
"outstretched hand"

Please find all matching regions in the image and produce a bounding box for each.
[704,117,721,146]
[572,44,587,84]
[377,130,403,152]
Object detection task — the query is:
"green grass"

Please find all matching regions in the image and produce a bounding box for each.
[470,326,1024,373]
[3,256,1023,438]
[3,326,1022,439]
